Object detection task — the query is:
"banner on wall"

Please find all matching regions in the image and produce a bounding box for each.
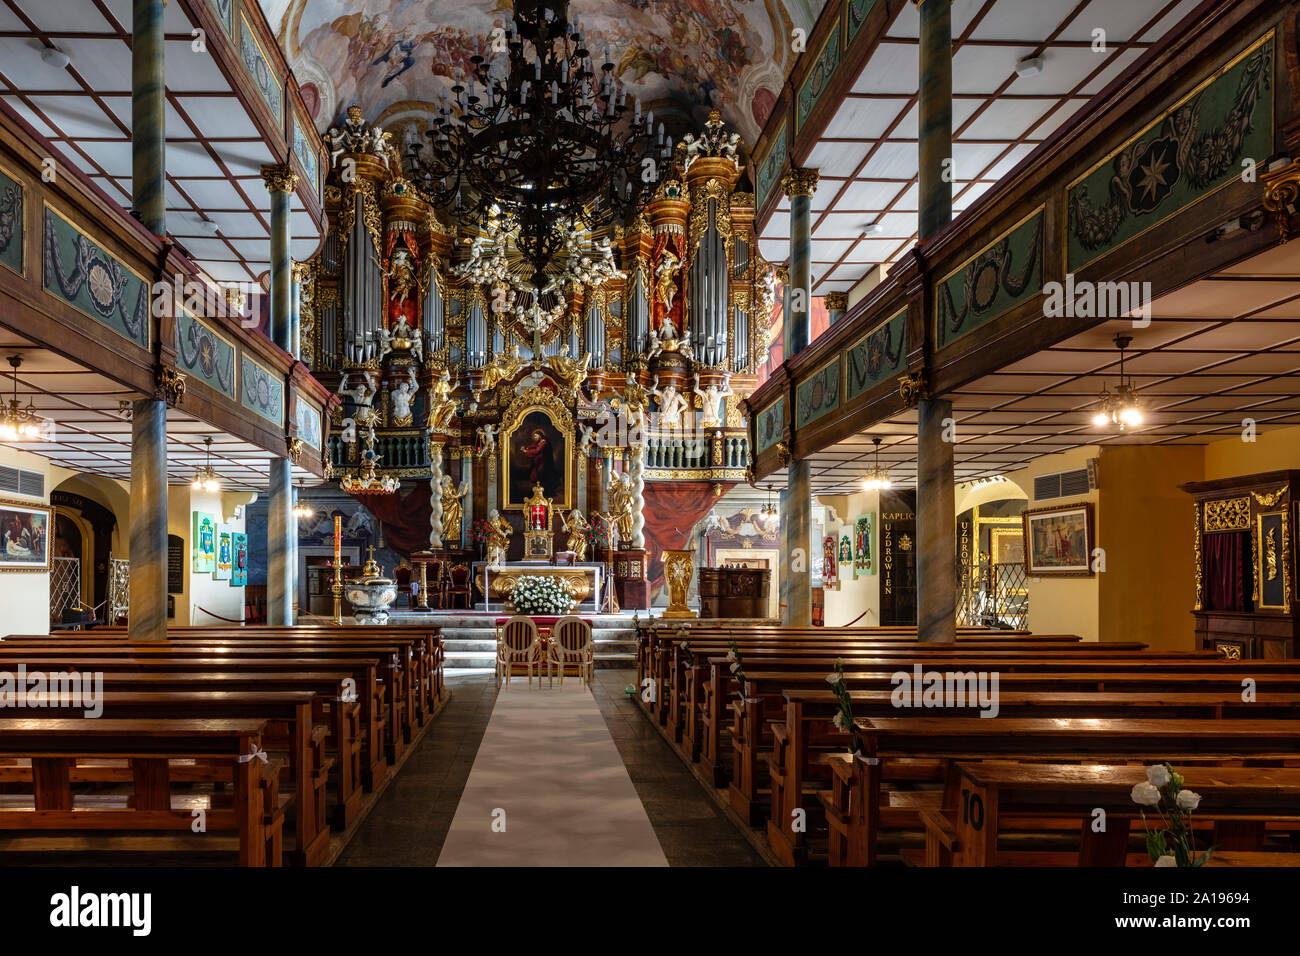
[215,524,233,581]
[231,532,248,587]
[854,513,875,574]
[192,512,216,573]
[838,527,854,580]
[822,534,838,589]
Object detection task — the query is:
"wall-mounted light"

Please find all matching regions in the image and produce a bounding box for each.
[760,485,779,529]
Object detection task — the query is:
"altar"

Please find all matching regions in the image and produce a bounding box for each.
[476,562,607,613]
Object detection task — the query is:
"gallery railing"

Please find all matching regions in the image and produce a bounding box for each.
[957,560,1029,631]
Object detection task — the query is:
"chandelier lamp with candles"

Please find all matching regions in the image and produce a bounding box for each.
[191,437,221,493]
[760,485,779,530]
[1092,333,1144,430]
[405,0,673,290]
[0,355,42,443]
[861,436,892,492]
[292,482,314,521]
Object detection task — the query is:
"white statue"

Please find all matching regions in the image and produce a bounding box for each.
[338,371,378,426]
[377,324,393,361]
[652,374,688,431]
[476,423,498,457]
[344,507,374,537]
[693,372,733,429]
[390,367,418,423]
[578,422,598,458]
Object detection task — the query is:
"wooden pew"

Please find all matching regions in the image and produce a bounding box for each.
[822,716,1300,868]
[0,655,390,791]
[13,690,330,866]
[911,762,1300,867]
[0,718,283,866]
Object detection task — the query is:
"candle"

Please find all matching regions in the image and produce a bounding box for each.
[333,515,341,572]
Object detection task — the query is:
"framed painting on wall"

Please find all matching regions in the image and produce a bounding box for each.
[193,512,216,573]
[990,527,1025,566]
[1023,502,1094,576]
[231,532,248,587]
[0,498,51,571]
[215,525,233,581]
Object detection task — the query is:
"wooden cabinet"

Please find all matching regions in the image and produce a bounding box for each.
[698,566,771,619]
[1181,471,1299,659]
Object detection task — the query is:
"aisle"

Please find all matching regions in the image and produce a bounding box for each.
[436,678,669,866]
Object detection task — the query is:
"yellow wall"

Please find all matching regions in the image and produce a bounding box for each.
[1203,424,1300,479]
[820,491,881,627]
[1004,447,1101,642]
[168,488,249,626]
[1097,445,1203,650]
[0,444,55,635]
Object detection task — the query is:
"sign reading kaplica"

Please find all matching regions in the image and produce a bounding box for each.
[0,665,103,718]
[49,886,151,937]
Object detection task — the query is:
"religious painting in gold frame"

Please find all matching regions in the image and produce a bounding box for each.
[1022,502,1094,576]
[500,388,573,511]
[989,527,1024,566]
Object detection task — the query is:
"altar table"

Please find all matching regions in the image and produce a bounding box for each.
[475,562,606,613]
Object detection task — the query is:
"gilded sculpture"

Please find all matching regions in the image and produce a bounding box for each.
[559,508,590,561]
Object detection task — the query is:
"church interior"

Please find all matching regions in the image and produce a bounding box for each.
[0,0,1298,921]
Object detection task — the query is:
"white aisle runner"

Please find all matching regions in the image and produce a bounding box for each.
[436,681,669,866]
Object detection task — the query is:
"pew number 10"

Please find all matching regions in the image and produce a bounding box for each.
[960,788,985,831]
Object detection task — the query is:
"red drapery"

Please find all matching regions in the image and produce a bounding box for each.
[650,232,685,333]
[641,481,734,599]
[1204,530,1251,612]
[346,479,433,559]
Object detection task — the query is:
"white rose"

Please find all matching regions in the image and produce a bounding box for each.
[725,650,736,663]
[826,673,841,685]
[1176,790,1201,811]
[1146,765,1170,787]
[729,662,738,673]
[832,712,847,731]
[1154,855,1176,867]
[1130,781,1161,806]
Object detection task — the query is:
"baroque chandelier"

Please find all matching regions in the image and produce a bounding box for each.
[1093,333,1143,430]
[191,437,221,493]
[406,0,672,289]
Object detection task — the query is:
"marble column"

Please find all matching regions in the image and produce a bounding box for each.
[575,444,589,520]
[824,291,847,326]
[917,398,956,643]
[290,262,303,361]
[918,0,954,241]
[781,168,819,356]
[782,460,812,626]
[128,398,167,640]
[459,447,473,547]
[485,448,499,525]
[261,165,298,354]
[600,450,614,513]
[428,442,445,549]
[267,458,294,625]
[131,0,166,235]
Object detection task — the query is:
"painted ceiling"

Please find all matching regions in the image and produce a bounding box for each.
[257,0,825,146]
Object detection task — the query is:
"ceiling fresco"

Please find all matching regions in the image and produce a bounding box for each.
[258,0,825,145]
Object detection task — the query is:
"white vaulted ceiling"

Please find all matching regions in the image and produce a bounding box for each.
[757,0,1204,293]
[0,0,323,285]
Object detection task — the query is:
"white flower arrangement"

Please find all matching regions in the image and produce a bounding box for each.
[1131,762,1212,867]
[508,575,576,615]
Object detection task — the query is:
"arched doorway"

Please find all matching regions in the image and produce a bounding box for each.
[50,478,125,618]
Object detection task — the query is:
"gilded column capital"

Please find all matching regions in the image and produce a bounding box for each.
[823,291,848,312]
[1262,161,1300,241]
[261,163,300,195]
[781,167,819,199]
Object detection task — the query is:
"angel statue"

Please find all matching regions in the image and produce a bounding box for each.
[389,367,418,425]
[578,422,598,458]
[384,248,417,309]
[475,423,498,458]
[652,374,689,431]
[439,474,470,544]
[654,251,680,322]
[485,508,513,568]
[559,508,591,561]
[693,372,734,429]
[425,369,458,431]
[546,351,591,394]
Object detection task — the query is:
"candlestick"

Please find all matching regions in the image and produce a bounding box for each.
[332,515,344,626]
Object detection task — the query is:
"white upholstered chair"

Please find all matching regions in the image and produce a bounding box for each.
[548,616,594,688]
[496,615,542,689]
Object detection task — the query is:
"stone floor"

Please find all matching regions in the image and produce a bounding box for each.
[336,669,765,867]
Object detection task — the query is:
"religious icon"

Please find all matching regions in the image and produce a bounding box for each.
[215,525,233,581]
[231,532,248,587]
[504,408,568,509]
[192,512,216,573]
